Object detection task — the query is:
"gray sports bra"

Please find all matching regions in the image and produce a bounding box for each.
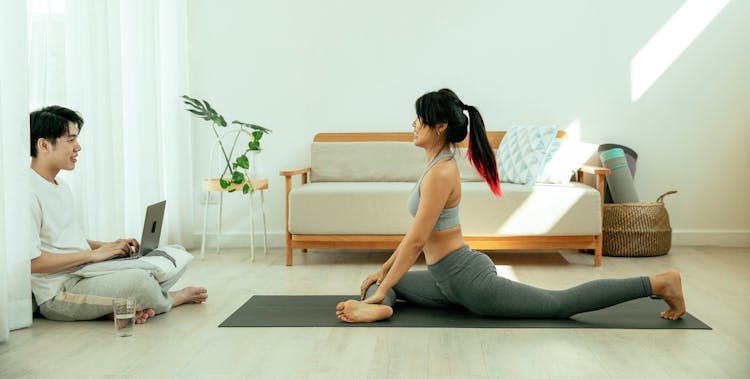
[407,152,460,231]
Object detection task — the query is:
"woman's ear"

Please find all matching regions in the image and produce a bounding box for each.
[437,123,448,135]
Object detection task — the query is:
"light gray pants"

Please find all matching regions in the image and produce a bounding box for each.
[39,267,185,321]
[366,245,652,318]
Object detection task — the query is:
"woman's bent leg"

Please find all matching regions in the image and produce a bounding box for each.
[337,270,454,323]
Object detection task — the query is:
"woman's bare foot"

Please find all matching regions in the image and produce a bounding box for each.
[135,308,155,324]
[649,271,686,320]
[335,300,393,323]
[170,287,208,307]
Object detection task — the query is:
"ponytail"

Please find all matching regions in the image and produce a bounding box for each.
[415,88,502,197]
[464,105,502,197]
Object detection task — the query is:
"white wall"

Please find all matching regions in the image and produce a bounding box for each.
[187,0,750,248]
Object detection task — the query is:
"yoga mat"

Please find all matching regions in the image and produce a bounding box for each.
[219,295,710,329]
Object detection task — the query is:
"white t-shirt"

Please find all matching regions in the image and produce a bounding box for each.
[30,168,90,305]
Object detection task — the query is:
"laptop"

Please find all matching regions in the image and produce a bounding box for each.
[129,200,166,257]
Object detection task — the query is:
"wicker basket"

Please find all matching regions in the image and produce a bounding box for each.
[602,191,677,257]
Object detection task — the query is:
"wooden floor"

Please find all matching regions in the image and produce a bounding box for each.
[2,245,749,379]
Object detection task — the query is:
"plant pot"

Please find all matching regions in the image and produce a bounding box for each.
[249,150,264,179]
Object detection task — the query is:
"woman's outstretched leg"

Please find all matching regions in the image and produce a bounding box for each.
[437,250,686,319]
[460,273,655,318]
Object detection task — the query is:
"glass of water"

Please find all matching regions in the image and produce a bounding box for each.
[112,297,136,337]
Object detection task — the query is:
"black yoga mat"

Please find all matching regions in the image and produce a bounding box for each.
[219,295,710,329]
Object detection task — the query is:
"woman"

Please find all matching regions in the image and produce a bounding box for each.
[335,88,685,323]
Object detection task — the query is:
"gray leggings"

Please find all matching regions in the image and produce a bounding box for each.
[366,245,652,318]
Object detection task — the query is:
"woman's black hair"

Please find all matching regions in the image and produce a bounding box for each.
[29,105,84,157]
[415,89,501,196]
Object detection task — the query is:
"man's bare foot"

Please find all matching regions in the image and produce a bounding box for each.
[135,308,155,324]
[649,271,686,320]
[170,287,208,307]
[335,300,393,323]
[106,308,154,324]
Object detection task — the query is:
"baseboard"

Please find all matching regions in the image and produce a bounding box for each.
[191,231,287,251]
[672,230,750,248]
[189,230,750,250]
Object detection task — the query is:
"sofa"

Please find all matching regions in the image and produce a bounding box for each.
[280,131,610,267]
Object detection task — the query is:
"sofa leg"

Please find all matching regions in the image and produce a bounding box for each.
[286,245,293,266]
[594,246,602,267]
[302,249,307,253]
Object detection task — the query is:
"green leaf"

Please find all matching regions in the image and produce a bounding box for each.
[242,183,250,194]
[250,124,272,134]
[231,121,272,134]
[232,171,244,184]
[248,141,260,150]
[202,100,214,114]
[236,155,249,169]
[181,95,202,108]
[252,131,263,141]
[219,179,231,189]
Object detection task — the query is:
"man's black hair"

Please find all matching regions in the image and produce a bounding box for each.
[29,106,84,157]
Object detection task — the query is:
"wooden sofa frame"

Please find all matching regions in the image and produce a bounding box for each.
[279,132,610,267]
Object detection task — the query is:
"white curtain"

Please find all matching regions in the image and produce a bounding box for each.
[28,0,194,247]
[1,0,33,342]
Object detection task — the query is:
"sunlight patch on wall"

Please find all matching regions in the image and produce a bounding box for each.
[564,119,581,142]
[630,0,730,102]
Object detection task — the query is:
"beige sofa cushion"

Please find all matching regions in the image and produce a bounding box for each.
[311,142,423,182]
[459,181,601,236]
[311,142,490,183]
[289,182,415,234]
[289,181,601,236]
[453,148,483,182]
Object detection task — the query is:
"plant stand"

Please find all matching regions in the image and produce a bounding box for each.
[200,178,269,261]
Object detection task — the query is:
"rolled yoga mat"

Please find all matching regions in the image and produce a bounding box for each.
[598,144,638,204]
[600,148,639,203]
[219,295,710,329]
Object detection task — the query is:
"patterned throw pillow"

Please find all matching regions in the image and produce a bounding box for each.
[496,124,558,184]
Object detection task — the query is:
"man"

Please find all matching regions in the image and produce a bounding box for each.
[30,105,208,323]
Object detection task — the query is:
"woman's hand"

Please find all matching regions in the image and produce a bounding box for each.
[360,270,386,300]
[363,290,386,305]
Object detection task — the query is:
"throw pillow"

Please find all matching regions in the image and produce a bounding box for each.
[496,124,558,184]
[536,139,599,184]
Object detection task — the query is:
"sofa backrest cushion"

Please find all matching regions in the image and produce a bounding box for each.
[454,148,485,182]
[311,142,423,182]
[310,142,491,182]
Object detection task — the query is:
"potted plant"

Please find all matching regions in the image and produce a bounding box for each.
[182,95,272,194]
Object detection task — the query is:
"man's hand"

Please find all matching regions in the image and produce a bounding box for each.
[90,239,132,263]
[360,270,386,300]
[124,238,140,254]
